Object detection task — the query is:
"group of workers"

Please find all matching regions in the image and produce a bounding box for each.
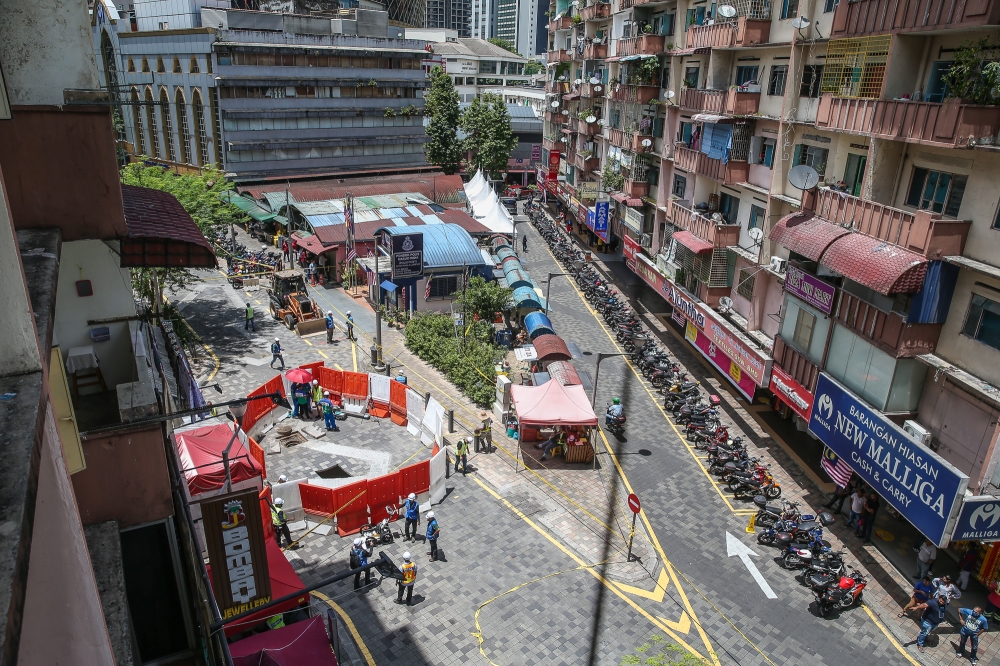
[290,379,342,430]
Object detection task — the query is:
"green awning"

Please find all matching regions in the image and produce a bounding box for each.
[247,208,277,222]
[222,192,256,212]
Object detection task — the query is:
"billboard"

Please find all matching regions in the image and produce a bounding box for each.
[391,233,424,279]
[952,497,1000,542]
[202,489,272,620]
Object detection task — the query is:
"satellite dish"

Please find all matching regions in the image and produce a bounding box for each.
[586,115,597,123]
[748,227,764,243]
[596,119,606,126]
[561,109,570,115]
[560,137,568,142]
[788,164,820,190]
[551,101,560,108]
[593,37,603,44]
[664,90,675,99]
[558,75,567,81]
[719,296,734,311]
[718,4,737,17]
[575,78,583,85]
[594,85,603,92]
[590,76,601,84]
[790,16,810,28]
[711,212,723,222]
[641,138,652,147]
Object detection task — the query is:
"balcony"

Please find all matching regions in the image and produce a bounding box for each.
[772,337,820,393]
[837,291,941,357]
[616,35,666,57]
[830,0,1000,37]
[815,94,1000,148]
[583,43,607,60]
[624,178,649,198]
[674,145,750,185]
[606,127,654,152]
[581,2,611,20]
[610,83,660,104]
[687,17,771,48]
[542,136,561,151]
[547,50,572,63]
[815,189,971,258]
[680,88,761,115]
[574,152,601,172]
[580,81,605,98]
[549,16,573,30]
[668,200,742,248]
[578,118,600,134]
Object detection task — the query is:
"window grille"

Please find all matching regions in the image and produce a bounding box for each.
[736,267,755,299]
[732,0,771,19]
[159,90,175,161]
[730,122,753,162]
[820,35,890,99]
[708,249,733,288]
[176,92,190,164]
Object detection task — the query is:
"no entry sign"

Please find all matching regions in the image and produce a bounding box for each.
[627,493,641,514]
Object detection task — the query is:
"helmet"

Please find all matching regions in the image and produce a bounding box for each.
[353,538,362,546]
[274,498,284,506]
[327,310,333,316]
[408,493,415,501]
[427,511,435,519]
[277,475,287,483]
[613,397,621,404]
[312,380,318,385]
[346,310,352,316]
[403,552,412,561]
[275,337,280,341]
[324,391,330,396]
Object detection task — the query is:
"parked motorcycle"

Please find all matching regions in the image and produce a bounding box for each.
[810,570,867,616]
[360,505,398,548]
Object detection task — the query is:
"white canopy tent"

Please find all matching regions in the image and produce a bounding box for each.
[464,170,513,234]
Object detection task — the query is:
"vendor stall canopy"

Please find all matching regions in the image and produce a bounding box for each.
[229,616,336,666]
[175,423,263,496]
[511,380,598,425]
[524,311,555,339]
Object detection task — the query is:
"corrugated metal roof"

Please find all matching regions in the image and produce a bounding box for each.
[379,224,487,269]
[296,200,343,216]
[261,191,295,211]
[241,173,467,206]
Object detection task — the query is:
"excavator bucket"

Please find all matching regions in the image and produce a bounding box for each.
[295,317,327,337]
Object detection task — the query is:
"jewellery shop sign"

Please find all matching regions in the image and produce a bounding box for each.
[809,373,968,547]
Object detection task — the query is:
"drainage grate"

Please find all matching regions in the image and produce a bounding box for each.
[316,464,352,479]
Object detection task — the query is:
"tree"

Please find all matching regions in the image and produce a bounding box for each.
[454,276,513,322]
[423,66,463,175]
[524,60,545,76]
[487,37,519,54]
[942,35,1000,105]
[460,93,518,177]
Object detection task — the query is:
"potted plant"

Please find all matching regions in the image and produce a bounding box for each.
[642,24,653,33]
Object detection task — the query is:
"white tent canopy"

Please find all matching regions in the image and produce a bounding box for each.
[464,170,513,234]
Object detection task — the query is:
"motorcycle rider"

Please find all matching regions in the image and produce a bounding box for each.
[350,537,372,589]
[403,493,420,541]
[606,397,624,426]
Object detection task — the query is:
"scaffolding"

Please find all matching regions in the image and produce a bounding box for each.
[820,35,891,99]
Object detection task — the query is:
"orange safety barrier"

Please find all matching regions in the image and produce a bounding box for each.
[334,480,369,536]
[367,472,400,523]
[242,376,286,432]
[398,460,431,497]
[388,380,408,427]
[317,366,343,396]
[259,486,274,540]
[300,361,325,378]
[247,434,267,480]
[300,484,338,517]
[342,371,369,400]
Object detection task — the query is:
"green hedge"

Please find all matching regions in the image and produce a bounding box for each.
[404,313,505,407]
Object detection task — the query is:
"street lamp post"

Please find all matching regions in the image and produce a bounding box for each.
[591,352,630,407]
[544,272,574,314]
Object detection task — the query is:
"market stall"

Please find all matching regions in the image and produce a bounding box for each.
[229,616,337,665]
[510,380,599,467]
[523,311,555,340]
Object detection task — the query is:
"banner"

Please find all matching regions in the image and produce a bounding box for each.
[391,233,424,279]
[531,144,541,161]
[685,321,758,400]
[809,373,968,546]
[580,181,598,199]
[623,234,641,262]
[548,150,560,182]
[952,497,1000,542]
[594,201,609,239]
[202,489,272,620]
[769,365,813,421]
[785,265,836,315]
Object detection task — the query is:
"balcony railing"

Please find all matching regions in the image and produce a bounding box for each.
[837,291,942,357]
[580,82,605,98]
[574,152,601,172]
[609,83,660,104]
[616,35,666,57]
[549,16,573,30]
[668,200,742,248]
[816,188,971,258]
[607,127,654,151]
[624,178,649,198]
[578,118,600,134]
[772,337,820,393]
[583,43,607,60]
[815,94,1000,148]
[581,2,611,20]
[830,0,1000,37]
[674,145,749,185]
[547,50,572,63]
[542,136,561,151]
[687,17,771,48]
[680,88,761,115]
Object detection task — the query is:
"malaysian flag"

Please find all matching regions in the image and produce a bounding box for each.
[424,277,432,299]
[366,249,377,290]
[821,446,854,488]
[344,194,355,237]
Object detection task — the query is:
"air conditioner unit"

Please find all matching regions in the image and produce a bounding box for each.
[640,233,652,247]
[769,256,787,274]
[903,420,933,448]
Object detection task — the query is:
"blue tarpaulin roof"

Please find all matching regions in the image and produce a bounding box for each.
[524,311,555,339]
[513,286,545,310]
[378,223,488,269]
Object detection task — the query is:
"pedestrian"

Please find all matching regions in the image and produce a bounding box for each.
[318,391,340,431]
[985,580,1000,622]
[932,575,962,602]
[270,497,293,549]
[350,538,372,589]
[281,238,289,260]
[957,606,989,664]
[915,539,937,581]
[310,380,323,418]
[425,511,440,562]
[318,253,327,280]
[245,301,255,331]
[270,337,285,369]
[325,310,336,344]
[454,436,469,475]
[899,575,934,617]
[403,492,420,541]
[824,479,853,514]
[857,491,880,543]
[345,310,355,341]
[299,249,307,268]
[521,234,528,253]
[396,552,417,605]
[292,383,309,419]
[959,548,978,591]
[916,593,949,653]
[847,486,866,528]
[309,261,317,286]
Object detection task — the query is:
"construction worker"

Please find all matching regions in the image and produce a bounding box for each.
[318,391,340,432]
[350,538,372,589]
[425,511,440,562]
[266,614,285,630]
[245,302,255,331]
[455,437,470,475]
[271,497,292,548]
[403,493,420,541]
[277,475,287,484]
[270,338,284,369]
[292,383,309,419]
[476,411,493,453]
[396,552,417,605]
[325,310,336,344]
[310,379,323,418]
[345,310,355,341]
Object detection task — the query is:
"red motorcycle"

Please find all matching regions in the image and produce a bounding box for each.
[810,570,867,616]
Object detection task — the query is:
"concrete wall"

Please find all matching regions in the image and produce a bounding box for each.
[935,269,1000,386]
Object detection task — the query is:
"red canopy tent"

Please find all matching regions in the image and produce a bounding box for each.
[176,423,264,497]
[208,536,311,637]
[510,381,598,468]
[229,616,337,666]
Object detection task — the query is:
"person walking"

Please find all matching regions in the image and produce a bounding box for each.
[325,310,336,344]
[345,310,355,341]
[270,497,292,548]
[425,511,440,562]
[281,238,289,261]
[916,593,949,654]
[245,302,255,332]
[350,538,372,589]
[309,261,317,286]
[521,234,528,253]
[957,606,989,664]
[857,491,880,543]
[396,552,417,605]
[846,487,866,529]
[959,548,978,591]
[915,539,937,581]
[310,380,323,419]
[899,575,934,618]
[318,391,340,431]
[403,493,420,541]
[455,436,469,475]
[824,479,853,514]
[270,337,285,369]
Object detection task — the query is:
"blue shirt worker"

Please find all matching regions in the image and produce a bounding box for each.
[917,595,949,653]
[403,493,420,541]
[350,538,372,589]
[318,392,340,431]
[426,511,440,562]
[325,310,336,344]
[396,552,417,605]
[292,383,309,419]
[345,310,355,340]
[958,606,989,664]
[270,338,284,369]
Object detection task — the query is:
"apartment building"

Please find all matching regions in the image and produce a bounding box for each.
[545,0,1000,551]
[430,36,533,101]
[498,0,550,57]
[426,0,473,37]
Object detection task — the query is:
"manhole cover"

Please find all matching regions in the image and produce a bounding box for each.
[316,464,352,479]
[276,425,293,436]
[278,431,307,447]
[503,492,546,517]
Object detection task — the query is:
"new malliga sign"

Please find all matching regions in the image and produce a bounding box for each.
[808,374,968,546]
[952,497,1000,542]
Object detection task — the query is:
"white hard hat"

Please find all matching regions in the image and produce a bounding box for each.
[275,337,280,341]
[274,497,284,506]
[327,310,333,315]
[346,310,352,315]
[403,552,411,561]
[408,493,415,501]
[312,380,318,385]
[324,391,330,396]
[354,538,362,546]
[277,475,287,483]
[427,511,435,519]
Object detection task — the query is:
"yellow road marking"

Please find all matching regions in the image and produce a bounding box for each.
[304,339,313,346]
[613,569,671,602]
[335,363,344,371]
[311,591,377,666]
[317,350,328,359]
[861,604,921,665]
[661,611,691,634]
[351,340,358,372]
[179,317,221,382]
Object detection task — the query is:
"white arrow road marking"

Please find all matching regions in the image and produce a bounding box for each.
[726,531,777,599]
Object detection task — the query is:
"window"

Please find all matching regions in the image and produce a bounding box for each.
[193,90,208,166]
[820,35,890,100]
[172,56,181,73]
[718,192,739,224]
[428,275,459,298]
[159,89,174,161]
[141,57,150,72]
[842,278,911,315]
[736,268,756,300]
[660,64,670,89]
[905,167,967,217]
[993,201,1000,230]
[792,309,816,348]
[156,56,165,73]
[175,90,190,164]
[800,65,823,97]
[190,56,200,73]
[824,0,839,11]
[749,136,776,167]
[145,88,160,158]
[767,65,788,96]
[749,204,766,230]
[962,294,1000,351]
[780,0,799,18]
[127,57,136,72]
[780,296,832,364]
[684,66,700,89]
[735,66,759,86]
[825,324,927,411]
[793,144,829,176]
[672,174,687,198]
[132,89,145,155]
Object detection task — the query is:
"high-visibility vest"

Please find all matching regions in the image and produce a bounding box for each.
[312,386,323,402]
[401,561,416,585]
[266,614,285,630]
[246,304,254,318]
[271,506,286,526]
[456,439,469,456]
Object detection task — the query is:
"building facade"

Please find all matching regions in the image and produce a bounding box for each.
[498,0,549,57]
[430,37,532,102]
[426,0,473,37]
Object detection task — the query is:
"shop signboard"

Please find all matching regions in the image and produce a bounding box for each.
[809,373,968,547]
[769,365,813,421]
[623,235,641,262]
[391,233,424,279]
[202,489,272,620]
[594,202,609,241]
[580,181,598,199]
[548,150,560,182]
[785,265,836,315]
[686,321,758,400]
[951,497,1000,542]
[624,207,643,233]
[531,144,541,161]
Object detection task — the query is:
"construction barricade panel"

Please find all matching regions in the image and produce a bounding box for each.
[334,479,369,536]
[299,483,338,517]
[342,371,369,400]
[367,472,401,523]
[247,435,267,480]
[259,486,274,541]
[318,366,343,396]
[389,380,408,426]
[398,460,431,497]
[369,373,391,418]
[300,361,324,379]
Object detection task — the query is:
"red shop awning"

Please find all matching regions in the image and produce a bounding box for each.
[291,230,334,255]
[820,232,928,295]
[120,185,216,268]
[562,93,580,100]
[625,197,644,207]
[610,192,628,203]
[532,334,572,362]
[769,211,850,261]
[673,230,714,254]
